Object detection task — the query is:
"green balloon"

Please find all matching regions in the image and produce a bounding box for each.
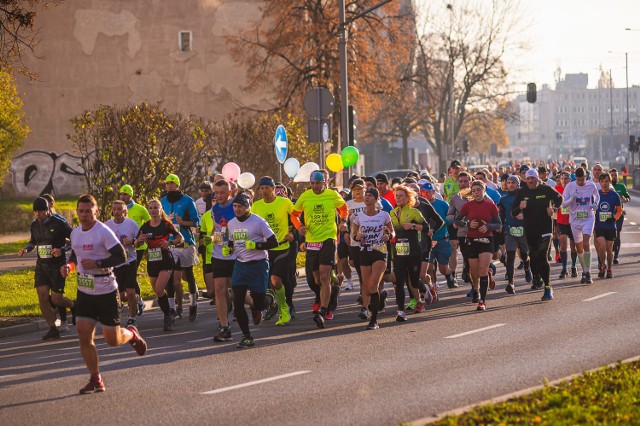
[341,146,359,167]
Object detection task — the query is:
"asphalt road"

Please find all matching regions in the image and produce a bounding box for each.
[2,198,640,425]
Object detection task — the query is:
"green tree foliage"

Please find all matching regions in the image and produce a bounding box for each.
[68,103,314,219]
[0,70,29,187]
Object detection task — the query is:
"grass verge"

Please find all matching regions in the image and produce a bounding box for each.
[0,240,28,256]
[0,259,206,318]
[0,197,78,234]
[425,360,640,425]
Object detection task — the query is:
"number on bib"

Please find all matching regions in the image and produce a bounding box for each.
[77,274,95,291]
[37,245,53,259]
[148,247,163,262]
[396,241,410,256]
[599,212,612,222]
[576,211,589,219]
[509,227,524,237]
[307,242,323,251]
[372,244,387,254]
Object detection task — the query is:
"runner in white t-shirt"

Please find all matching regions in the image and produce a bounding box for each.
[61,194,147,394]
[561,167,599,284]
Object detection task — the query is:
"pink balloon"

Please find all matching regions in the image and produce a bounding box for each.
[221,162,241,182]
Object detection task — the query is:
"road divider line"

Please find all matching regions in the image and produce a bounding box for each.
[630,221,637,225]
[583,292,617,302]
[202,370,311,395]
[444,324,506,339]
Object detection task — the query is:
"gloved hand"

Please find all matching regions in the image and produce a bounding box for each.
[202,235,212,246]
[222,245,231,257]
[245,241,256,250]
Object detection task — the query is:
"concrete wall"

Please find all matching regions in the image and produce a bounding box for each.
[5,0,272,197]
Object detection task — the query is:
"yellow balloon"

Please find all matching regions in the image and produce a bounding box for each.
[326,153,344,172]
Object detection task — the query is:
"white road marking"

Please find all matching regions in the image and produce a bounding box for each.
[630,221,637,225]
[444,323,506,339]
[583,292,617,302]
[0,375,16,379]
[201,370,311,395]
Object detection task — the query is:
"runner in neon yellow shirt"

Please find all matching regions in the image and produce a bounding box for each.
[291,170,348,328]
[253,176,295,325]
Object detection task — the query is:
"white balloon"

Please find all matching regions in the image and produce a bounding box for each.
[237,172,255,189]
[283,157,300,179]
[293,162,320,182]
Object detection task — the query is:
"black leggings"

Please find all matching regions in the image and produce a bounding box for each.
[526,235,551,285]
[284,243,298,307]
[233,286,266,337]
[506,250,530,282]
[393,255,422,311]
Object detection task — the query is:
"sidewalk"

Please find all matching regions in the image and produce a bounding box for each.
[0,232,30,244]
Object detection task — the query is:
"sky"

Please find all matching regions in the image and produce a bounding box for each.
[415,0,640,93]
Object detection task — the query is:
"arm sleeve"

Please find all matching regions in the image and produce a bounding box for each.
[255,234,279,250]
[96,244,126,268]
[337,204,348,220]
[290,210,302,230]
[425,202,444,231]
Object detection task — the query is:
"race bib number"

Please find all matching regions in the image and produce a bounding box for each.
[561,206,570,215]
[233,229,248,242]
[396,241,410,256]
[77,274,95,291]
[599,212,612,222]
[372,244,387,254]
[37,245,52,259]
[576,211,589,219]
[148,247,163,262]
[307,242,323,251]
[475,238,490,244]
[509,227,524,237]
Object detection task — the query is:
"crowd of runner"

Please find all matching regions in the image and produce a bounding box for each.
[20,158,631,393]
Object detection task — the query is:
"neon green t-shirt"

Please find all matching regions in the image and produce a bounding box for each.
[294,189,346,243]
[252,196,294,251]
[199,210,213,264]
[442,177,459,202]
[127,201,151,251]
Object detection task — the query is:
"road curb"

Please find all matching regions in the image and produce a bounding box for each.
[409,354,640,425]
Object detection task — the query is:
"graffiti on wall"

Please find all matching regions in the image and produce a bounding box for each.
[9,151,87,197]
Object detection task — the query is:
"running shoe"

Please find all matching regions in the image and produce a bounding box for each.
[541,286,554,301]
[137,300,145,316]
[517,261,524,270]
[163,314,173,332]
[345,279,354,291]
[570,267,578,278]
[59,323,70,333]
[312,302,321,314]
[189,305,198,322]
[505,283,515,294]
[263,291,277,320]
[366,322,379,330]
[613,258,619,265]
[580,273,587,284]
[472,291,480,303]
[606,269,614,278]
[524,269,533,284]
[489,262,496,277]
[313,312,325,329]
[395,311,407,322]
[407,298,417,311]
[555,252,561,263]
[531,278,543,290]
[559,269,568,279]
[429,286,438,303]
[598,267,605,278]
[175,307,184,319]
[213,326,232,342]
[584,272,593,284]
[289,305,296,319]
[126,325,147,356]
[414,300,425,313]
[488,270,495,290]
[42,327,60,341]
[126,318,137,327]
[476,301,486,311]
[79,379,105,394]
[358,308,370,321]
[237,335,255,349]
[325,311,334,320]
[466,288,474,298]
[275,307,291,326]
[446,275,458,289]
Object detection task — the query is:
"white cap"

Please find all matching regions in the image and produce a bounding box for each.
[525,169,539,179]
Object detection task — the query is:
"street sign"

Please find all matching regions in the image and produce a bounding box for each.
[304,87,335,119]
[307,118,331,143]
[274,125,288,164]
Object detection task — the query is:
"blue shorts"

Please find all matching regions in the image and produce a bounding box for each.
[232,259,269,293]
[429,239,452,265]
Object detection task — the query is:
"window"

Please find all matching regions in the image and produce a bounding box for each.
[179,31,192,52]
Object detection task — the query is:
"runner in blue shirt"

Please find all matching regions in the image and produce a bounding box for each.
[594,172,622,279]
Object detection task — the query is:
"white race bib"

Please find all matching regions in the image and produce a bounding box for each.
[576,211,588,219]
[509,227,524,237]
[37,245,53,259]
[396,241,410,256]
[599,212,612,222]
[77,274,95,291]
[148,247,163,262]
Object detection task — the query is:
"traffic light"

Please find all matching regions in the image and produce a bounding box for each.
[630,135,637,152]
[526,83,537,103]
[463,140,469,153]
[348,105,357,146]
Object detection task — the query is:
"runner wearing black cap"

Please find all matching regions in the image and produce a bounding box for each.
[376,173,396,207]
[19,197,75,340]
